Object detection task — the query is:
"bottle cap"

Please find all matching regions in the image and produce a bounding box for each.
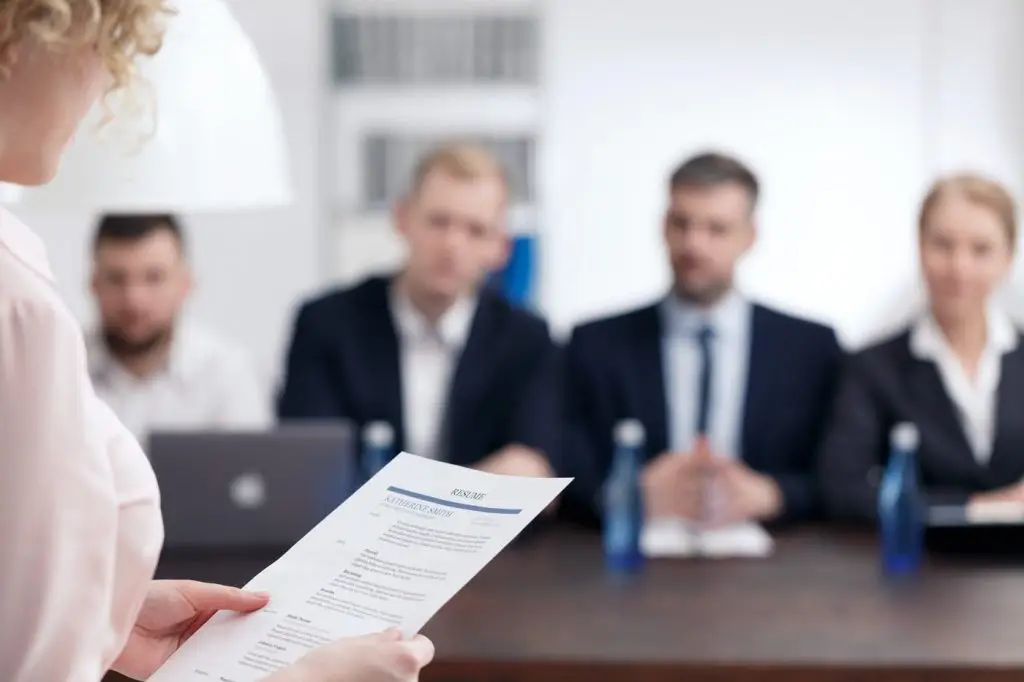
[891,422,919,451]
[363,421,394,449]
[613,419,645,448]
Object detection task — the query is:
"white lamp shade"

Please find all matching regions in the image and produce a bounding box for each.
[22,0,291,213]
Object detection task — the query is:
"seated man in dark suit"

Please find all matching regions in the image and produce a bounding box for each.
[278,143,557,477]
[563,152,842,526]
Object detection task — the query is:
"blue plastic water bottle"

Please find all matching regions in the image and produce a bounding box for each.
[603,419,646,573]
[362,421,394,479]
[878,422,923,576]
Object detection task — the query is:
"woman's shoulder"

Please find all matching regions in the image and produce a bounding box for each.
[858,326,912,355]
[0,212,79,336]
[0,251,59,309]
[0,260,82,354]
[846,326,914,376]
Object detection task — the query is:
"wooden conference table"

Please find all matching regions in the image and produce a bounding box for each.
[104,527,1024,682]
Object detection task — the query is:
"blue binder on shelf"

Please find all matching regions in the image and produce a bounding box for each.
[487,234,536,308]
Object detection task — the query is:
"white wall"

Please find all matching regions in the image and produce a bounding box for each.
[541,0,1024,348]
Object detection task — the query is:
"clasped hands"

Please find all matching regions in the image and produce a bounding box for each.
[113,580,433,682]
[641,438,783,527]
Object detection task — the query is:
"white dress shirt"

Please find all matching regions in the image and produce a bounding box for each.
[909,307,1018,465]
[389,286,476,460]
[0,209,163,682]
[661,290,752,457]
[87,324,272,441]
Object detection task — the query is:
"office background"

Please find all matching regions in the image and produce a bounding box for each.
[14,0,1024,389]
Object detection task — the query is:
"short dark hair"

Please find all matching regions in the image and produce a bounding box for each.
[668,151,760,207]
[93,214,184,253]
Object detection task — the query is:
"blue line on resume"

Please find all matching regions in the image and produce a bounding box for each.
[386,486,523,515]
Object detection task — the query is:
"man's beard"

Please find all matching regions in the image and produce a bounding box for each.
[673,278,732,308]
[102,324,173,360]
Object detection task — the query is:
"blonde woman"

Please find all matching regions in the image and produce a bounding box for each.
[820,174,1024,521]
[0,2,431,681]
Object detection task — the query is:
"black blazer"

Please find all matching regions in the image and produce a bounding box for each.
[277,275,560,468]
[819,328,1024,523]
[562,301,842,525]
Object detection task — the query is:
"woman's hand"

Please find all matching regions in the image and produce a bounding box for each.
[112,580,269,680]
[270,629,435,682]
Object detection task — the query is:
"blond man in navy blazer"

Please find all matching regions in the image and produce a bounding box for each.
[279,145,558,478]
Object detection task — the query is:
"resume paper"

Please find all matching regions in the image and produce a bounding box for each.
[149,453,571,682]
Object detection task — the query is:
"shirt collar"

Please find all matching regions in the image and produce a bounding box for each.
[0,208,55,283]
[660,288,749,338]
[910,305,1018,360]
[389,284,477,348]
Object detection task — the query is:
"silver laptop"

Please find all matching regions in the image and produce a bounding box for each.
[147,423,358,551]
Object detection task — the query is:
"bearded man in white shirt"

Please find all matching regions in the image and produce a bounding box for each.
[86,213,272,440]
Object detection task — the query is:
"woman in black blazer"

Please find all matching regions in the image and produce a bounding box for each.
[820,173,1024,522]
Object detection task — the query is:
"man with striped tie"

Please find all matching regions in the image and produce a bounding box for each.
[561,152,842,528]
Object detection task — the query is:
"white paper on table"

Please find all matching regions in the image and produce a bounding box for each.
[640,517,774,558]
[965,500,1024,524]
[149,452,571,682]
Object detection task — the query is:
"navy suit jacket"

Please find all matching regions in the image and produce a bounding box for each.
[819,329,1024,523]
[562,301,842,525]
[277,275,560,468]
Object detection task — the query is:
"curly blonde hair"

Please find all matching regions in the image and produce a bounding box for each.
[0,0,172,93]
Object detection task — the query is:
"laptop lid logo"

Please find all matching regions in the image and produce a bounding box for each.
[230,472,267,510]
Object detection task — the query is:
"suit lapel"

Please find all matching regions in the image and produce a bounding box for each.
[362,278,406,451]
[442,295,499,465]
[740,305,768,464]
[986,341,1024,483]
[632,306,669,456]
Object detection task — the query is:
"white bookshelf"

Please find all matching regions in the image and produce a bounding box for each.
[323,1,543,284]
